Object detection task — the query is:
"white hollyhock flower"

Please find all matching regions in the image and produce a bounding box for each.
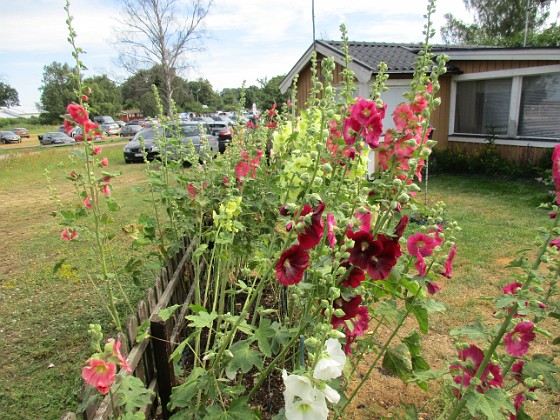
[313,338,346,380]
[282,369,315,403]
[284,394,328,420]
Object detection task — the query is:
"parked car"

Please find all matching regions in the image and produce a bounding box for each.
[120,120,144,138]
[11,127,30,138]
[207,121,233,153]
[0,131,21,144]
[115,120,126,128]
[38,132,76,146]
[123,123,218,164]
[70,126,105,142]
[93,116,120,136]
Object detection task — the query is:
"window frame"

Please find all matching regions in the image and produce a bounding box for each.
[449,64,560,147]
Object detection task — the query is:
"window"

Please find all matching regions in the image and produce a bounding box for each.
[454,79,511,135]
[452,67,560,142]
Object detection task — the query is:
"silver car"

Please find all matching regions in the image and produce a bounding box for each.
[0,131,21,144]
[38,132,76,146]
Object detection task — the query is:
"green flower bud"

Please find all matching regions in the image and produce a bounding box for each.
[329,330,346,339]
[300,172,311,182]
[330,287,341,299]
[334,309,346,318]
[320,299,330,309]
[397,193,409,204]
[313,177,323,187]
[304,337,320,348]
[321,163,333,173]
[393,178,403,187]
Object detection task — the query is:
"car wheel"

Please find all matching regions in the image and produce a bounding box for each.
[124,159,132,164]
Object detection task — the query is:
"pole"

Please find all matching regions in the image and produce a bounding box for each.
[523,0,530,47]
[312,0,316,50]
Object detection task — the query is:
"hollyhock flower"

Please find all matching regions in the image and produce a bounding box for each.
[313,338,346,380]
[430,225,444,246]
[67,103,89,125]
[82,94,88,102]
[276,245,309,286]
[282,371,330,420]
[351,98,379,126]
[407,232,437,257]
[327,213,336,248]
[393,103,414,131]
[64,119,74,134]
[504,322,535,358]
[549,237,560,248]
[450,344,503,396]
[342,117,361,145]
[93,147,102,155]
[411,94,428,114]
[100,157,109,167]
[102,185,111,196]
[297,203,325,250]
[442,244,457,278]
[414,251,427,276]
[235,161,251,181]
[187,184,197,198]
[393,215,408,241]
[87,87,92,94]
[340,263,365,288]
[426,281,442,295]
[84,197,93,210]
[330,295,370,352]
[503,282,523,295]
[512,360,525,383]
[347,231,400,280]
[223,177,230,185]
[347,230,377,269]
[107,338,132,373]
[60,227,78,241]
[552,144,560,204]
[266,121,277,129]
[355,209,372,233]
[82,358,116,394]
[84,120,99,134]
[510,393,526,420]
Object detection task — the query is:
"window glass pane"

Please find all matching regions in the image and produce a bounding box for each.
[454,78,511,135]
[519,73,560,139]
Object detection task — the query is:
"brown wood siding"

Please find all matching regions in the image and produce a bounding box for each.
[431,75,452,149]
[450,60,560,74]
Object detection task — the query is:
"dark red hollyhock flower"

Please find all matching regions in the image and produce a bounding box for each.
[339,262,366,288]
[275,245,310,286]
[511,360,525,383]
[366,234,401,280]
[347,230,378,269]
[297,202,325,250]
[329,295,370,354]
[393,214,409,241]
[504,321,536,358]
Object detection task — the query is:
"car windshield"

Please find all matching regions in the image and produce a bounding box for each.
[165,125,201,138]
[1,131,13,135]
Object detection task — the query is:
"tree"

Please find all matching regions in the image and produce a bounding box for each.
[257,75,290,112]
[84,75,122,117]
[116,0,213,116]
[39,62,76,122]
[441,0,556,46]
[0,82,20,107]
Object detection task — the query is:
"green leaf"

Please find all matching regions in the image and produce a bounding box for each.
[193,243,208,259]
[553,336,560,345]
[186,310,218,329]
[253,318,277,358]
[419,299,446,313]
[106,199,120,212]
[382,344,412,380]
[450,322,489,340]
[408,301,429,334]
[225,340,263,379]
[114,375,155,414]
[549,312,560,320]
[159,304,180,321]
[374,300,404,324]
[203,397,258,420]
[169,367,209,410]
[53,259,67,274]
[463,388,513,419]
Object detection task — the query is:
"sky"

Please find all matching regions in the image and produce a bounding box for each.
[0,0,558,109]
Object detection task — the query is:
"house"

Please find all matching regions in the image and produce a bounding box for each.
[280,40,560,164]
[0,105,42,119]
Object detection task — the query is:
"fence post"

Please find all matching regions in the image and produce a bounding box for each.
[150,318,174,419]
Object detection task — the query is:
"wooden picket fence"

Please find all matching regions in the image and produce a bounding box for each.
[74,236,202,419]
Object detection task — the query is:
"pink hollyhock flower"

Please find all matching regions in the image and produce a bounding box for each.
[67,103,89,125]
[450,344,503,396]
[342,117,361,145]
[100,157,109,167]
[392,103,414,131]
[426,281,442,295]
[414,251,427,276]
[83,197,93,210]
[340,263,365,288]
[330,295,370,354]
[407,232,437,257]
[504,322,535,358]
[275,245,310,286]
[82,358,116,394]
[241,149,250,160]
[93,147,102,155]
[430,225,444,246]
[223,177,230,185]
[87,87,92,94]
[235,161,251,181]
[442,244,457,278]
[327,213,337,248]
[411,94,428,114]
[297,203,325,250]
[84,120,99,134]
[102,185,111,196]
[510,393,526,420]
[108,339,132,373]
[351,98,379,126]
[393,215,408,241]
[187,184,197,198]
[364,121,383,149]
[60,227,78,241]
[512,360,525,383]
[64,119,74,134]
[503,282,523,295]
[549,237,560,248]
[266,121,277,129]
[82,94,88,102]
[355,208,372,233]
[552,144,560,204]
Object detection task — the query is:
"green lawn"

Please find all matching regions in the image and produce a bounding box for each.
[0,146,556,418]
